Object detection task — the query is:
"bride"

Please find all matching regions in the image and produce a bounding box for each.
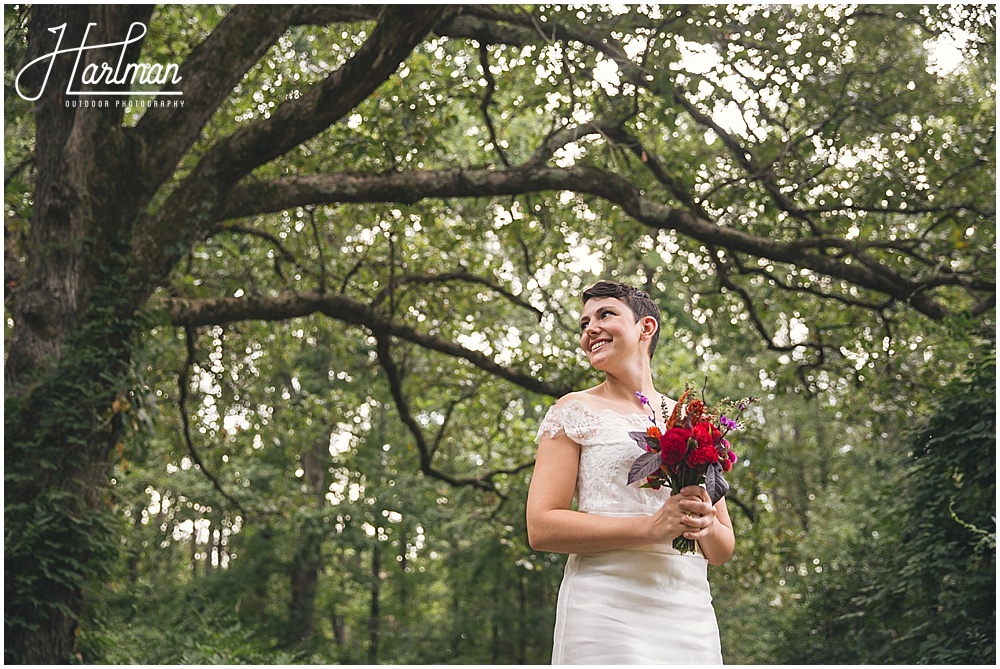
[526,280,734,664]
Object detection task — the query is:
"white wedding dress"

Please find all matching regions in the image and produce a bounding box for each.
[537,400,723,665]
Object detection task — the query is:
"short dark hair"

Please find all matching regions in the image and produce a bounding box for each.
[581,281,661,358]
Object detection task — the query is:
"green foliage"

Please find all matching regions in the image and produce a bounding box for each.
[763,347,996,664]
[4,250,145,662]
[5,3,994,664]
[887,350,996,663]
[77,577,305,664]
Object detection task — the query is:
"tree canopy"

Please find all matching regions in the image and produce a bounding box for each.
[4,4,995,663]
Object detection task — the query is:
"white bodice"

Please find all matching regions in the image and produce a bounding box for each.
[536,399,673,516]
[537,400,722,665]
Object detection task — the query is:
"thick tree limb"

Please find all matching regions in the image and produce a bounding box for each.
[160,290,566,398]
[289,5,532,46]
[216,162,980,321]
[136,6,451,285]
[289,5,381,25]
[131,5,298,193]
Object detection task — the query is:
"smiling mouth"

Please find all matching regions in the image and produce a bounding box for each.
[590,340,610,352]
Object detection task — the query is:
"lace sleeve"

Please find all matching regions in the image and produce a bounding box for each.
[535,400,601,444]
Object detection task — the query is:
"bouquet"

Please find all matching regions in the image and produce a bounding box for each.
[627,384,756,555]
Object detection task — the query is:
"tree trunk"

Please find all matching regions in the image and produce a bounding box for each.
[288,536,322,646]
[4,6,450,662]
[4,7,161,662]
[369,543,382,663]
[286,437,329,648]
[330,602,347,646]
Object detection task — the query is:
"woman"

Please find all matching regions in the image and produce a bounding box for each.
[526,280,734,664]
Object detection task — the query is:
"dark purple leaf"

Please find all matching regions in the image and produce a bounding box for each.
[627,451,663,485]
[627,431,660,453]
[704,462,729,504]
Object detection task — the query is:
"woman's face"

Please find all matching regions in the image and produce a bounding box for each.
[579,297,642,369]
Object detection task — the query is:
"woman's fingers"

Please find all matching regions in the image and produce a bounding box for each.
[679,485,710,502]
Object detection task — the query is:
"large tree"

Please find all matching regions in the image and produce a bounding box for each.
[4,4,994,662]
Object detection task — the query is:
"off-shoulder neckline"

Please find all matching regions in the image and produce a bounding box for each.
[553,397,656,420]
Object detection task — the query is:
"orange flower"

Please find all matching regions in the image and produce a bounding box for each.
[666,388,691,428]
[686,399,706,424]
[646,425,663,439]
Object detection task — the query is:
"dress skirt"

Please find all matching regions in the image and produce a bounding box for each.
[551,544,723,665]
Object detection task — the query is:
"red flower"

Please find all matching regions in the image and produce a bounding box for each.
[686,444,720,467]
[692,422,721,449]
[659,428,690,467]
[721,457,733,472]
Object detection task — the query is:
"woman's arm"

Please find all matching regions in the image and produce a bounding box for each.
[526,430,689,554]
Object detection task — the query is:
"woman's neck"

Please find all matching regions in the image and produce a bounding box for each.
[600,364,655,405]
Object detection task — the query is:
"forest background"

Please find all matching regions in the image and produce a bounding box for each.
[3,4,995,664]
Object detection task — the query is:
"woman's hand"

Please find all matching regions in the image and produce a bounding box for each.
[647,487,708,542]
[676,485,719,542]
[676,485,735,566]
[646,485,734,565]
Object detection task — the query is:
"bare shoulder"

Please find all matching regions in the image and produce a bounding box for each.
[553,388,605,412]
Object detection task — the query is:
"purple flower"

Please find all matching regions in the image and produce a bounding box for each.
[635,391,650,406]
[720,415,738,430]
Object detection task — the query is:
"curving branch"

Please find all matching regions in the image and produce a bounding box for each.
[214,159,983,322]
[710,247,812,355]
[218,222,309,286]
[373,331,532,496]
[725,493,757,524]
[178,326,249,519]
[372,270,543,320]
[478,43,510,167]
[160,290,567,398]
[306,207,328,294]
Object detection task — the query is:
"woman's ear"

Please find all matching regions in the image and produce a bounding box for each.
[639,315,658,341]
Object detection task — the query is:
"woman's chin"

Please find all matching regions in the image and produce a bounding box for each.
[586,353,613,371]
